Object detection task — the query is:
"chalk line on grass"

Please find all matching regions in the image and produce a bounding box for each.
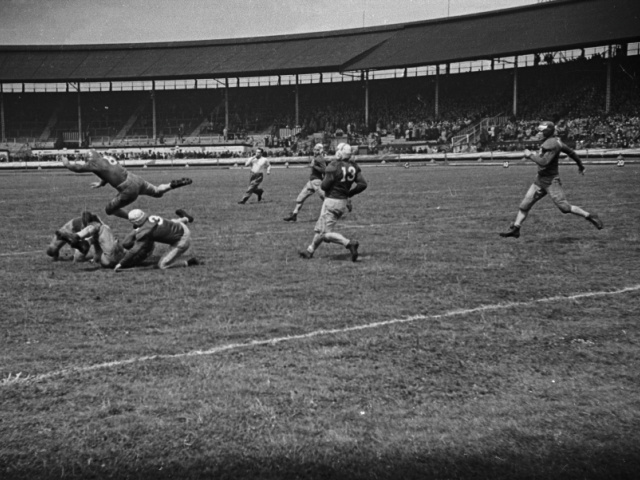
[2,284,639,388]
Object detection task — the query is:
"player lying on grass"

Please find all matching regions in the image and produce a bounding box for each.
[56,211,154,269]
[500,121,603,239]
[299,143,367,262]
[114,208,200,271]
[59,149,192,220]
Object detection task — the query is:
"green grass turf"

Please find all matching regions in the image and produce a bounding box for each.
[1,163,639,479]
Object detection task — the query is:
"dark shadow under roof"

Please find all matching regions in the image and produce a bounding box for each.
[0,0,638,83]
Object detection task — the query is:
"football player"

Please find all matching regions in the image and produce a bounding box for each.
[47,213,94,261]
[59,149,192,220]
[115,208,199,271]
[238,148,270,204]
[284,143,352,222]
[500,121,603,238]
[283,143,327,222]
[299,143,367,262]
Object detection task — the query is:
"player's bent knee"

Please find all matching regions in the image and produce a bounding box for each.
[557,203,572,214]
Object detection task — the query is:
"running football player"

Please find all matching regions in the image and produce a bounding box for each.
[299,143,367,262]
[283,143,327,222]
[500,121,603,238]
[238,148,270,204]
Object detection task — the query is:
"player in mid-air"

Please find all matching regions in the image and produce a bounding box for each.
[299,143,367,262]
[238,148,271,204]
[59,149,192,220]
[283,143,351,222]
[115,208,199,271]
[500,121,603,238]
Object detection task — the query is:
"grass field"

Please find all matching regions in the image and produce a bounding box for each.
[1,161,639,479]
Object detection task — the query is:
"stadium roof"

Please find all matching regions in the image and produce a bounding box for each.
[0,0,638,83]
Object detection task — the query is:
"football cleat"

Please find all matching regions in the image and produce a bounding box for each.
[187,257,200,266]
[283,213,297,222]
[46,246,59,260]
[238,199,247,204]
[346,240,359,262]
[257,190,263,202]
[586,214,603,230]
[175,209,194,223]
[499,224,521,238]
[299,250,313,259]
[170,178,193,189]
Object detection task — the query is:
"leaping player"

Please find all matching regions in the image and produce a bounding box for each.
[59,149,192,220]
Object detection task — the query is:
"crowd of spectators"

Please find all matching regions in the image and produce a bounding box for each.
[3,52,638,161]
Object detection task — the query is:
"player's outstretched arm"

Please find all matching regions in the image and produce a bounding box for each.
[59,155,92,173]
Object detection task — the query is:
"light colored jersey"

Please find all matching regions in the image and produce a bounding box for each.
[245,155,271,175]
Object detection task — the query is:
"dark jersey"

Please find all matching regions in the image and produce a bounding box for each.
[321,159,367,200]
[531,137,583,178]
[66,150,128,187]
[309,153,326,181]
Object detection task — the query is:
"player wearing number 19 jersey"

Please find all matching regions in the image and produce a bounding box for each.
[299,143,367,262]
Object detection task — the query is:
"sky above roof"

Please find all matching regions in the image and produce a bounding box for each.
[0,0,539,46]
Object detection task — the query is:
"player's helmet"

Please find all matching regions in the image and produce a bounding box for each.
[537,121,555,138]
[313,143,324,154]
[128,209,147,227]
[336,143,352,160]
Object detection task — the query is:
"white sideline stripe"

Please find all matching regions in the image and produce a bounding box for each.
[3,284,639,388]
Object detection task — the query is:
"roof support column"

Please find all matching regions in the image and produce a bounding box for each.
[77,83,83,147]
[364,70,369,132]
[224,78,229,133]
[605,45,612,114]
[434,65,440,118]
[151,81,157,143]
[1,87,5,143]
[512,56,518,118]
[295,75,299,127]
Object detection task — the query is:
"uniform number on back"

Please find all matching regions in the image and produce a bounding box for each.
[148,215,164,225]
[340,166,356,182]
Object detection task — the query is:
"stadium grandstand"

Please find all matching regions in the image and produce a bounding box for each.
[0,0,638,162]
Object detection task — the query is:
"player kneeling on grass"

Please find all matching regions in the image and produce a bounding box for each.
[114,208,200,271]
[299,143,367,262]
[55,211,154,268]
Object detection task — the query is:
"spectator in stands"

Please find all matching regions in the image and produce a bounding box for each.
[59,149,192,220]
